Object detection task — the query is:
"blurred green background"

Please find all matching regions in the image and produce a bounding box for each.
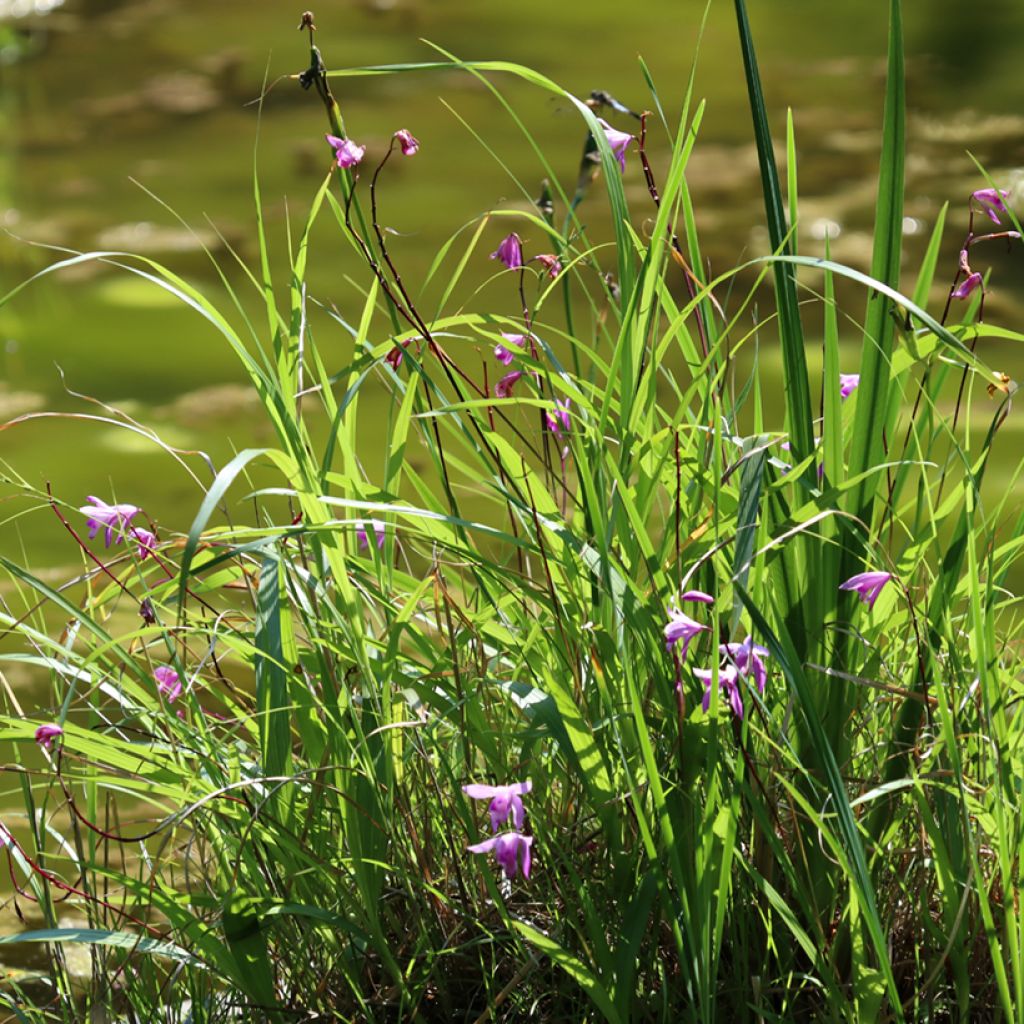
[2,0,1024,568]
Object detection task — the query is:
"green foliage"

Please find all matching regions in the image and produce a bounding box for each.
[2,5,1024,1021]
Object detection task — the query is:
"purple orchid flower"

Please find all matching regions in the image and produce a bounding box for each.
[664,606,708,658]
[839,570,892,609]
[952,272,983,300]
[494,371,523,398]
[596,118,634,172]
[972,188,1010,225]
[545,399,571,438]
[467,831,533,879]
[680,589,714,605]
[132,527,157,560]
[326,134,365,169]
[463,781,532,832]
[720,636,770,695]
[490,233,524,270]
[154,666,182,703]
[494,333,526,366]
[357,519,386,551]
[393,129,419,156]
[840,373,860,399]
[695,664,744,719]
[34,724,63,750]
[80,496,141,547]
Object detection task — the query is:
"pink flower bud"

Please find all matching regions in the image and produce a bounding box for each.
[393,129,419,156]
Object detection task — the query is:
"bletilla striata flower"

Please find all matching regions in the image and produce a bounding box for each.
[468,832,533,879]
[154,666,182,703]
[664,606,708,659]
[490,233,524,270]
[494,333,526,366]
[839,570,892,610]
[80,496,141,547]
[972,187,1010,225]
[952,272,983,300]
[463,781,532,832]
[596,118,634,172]
[326,134,365,169]
[132,528,158,560]
[840,373,860,399]
[695,664,744,719]
[545,399,571,438]
[494,370,523,398]
[34,724,63,750]
[393,129,419,156]
[357,519,386,551]
[720,636,770,695]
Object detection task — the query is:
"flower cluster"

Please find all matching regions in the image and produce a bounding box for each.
[693,637,771,720]
[671,571,893,718]
[486,244,571,442]
[949,186,1018,313]
[463,780,533,880]
[80,496,158,561]
[663,585,772,721]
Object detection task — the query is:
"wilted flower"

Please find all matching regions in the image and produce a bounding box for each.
[34,724,63,751]
[839,570,892,609]
[494,333,526,366]
[154,666,182,703]
[972,187,1010,225]
[463,781,532,832]
[545,398,571,438]
[326,134,365,169]
[840,373,860,399]
[664,606,708,658]
[139,598,157,625]
[494,371,523,398]
[952,272,983,300]
[385,338,412,370]
[393,129,419,156]
[533,254,562,278]
[467,831,533,879]
[695,664,744,719]
[132,528,157,560]
[720,636,770,694]
[490,233,524,270]
[596,118,634,172]
[80,496,141,548]
[357,519,386,550]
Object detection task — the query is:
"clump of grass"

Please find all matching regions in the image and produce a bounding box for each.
[1,3,1024,1021]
